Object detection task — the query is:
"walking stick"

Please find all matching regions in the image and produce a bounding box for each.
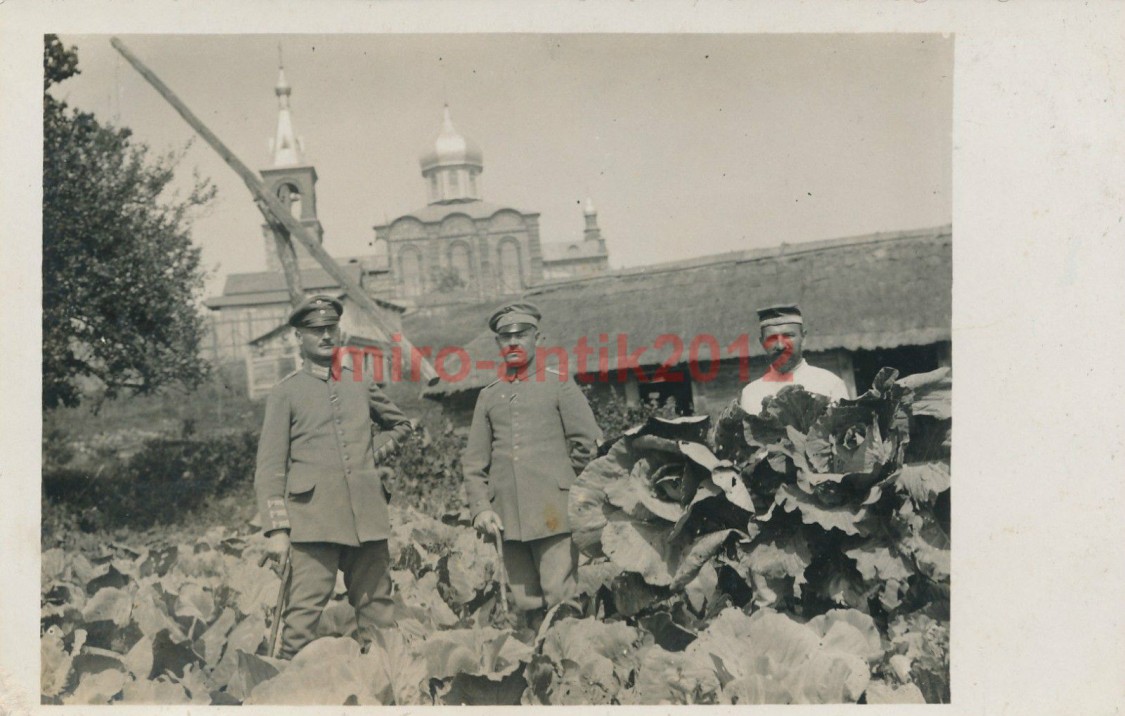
[268,547,292,658]
[493,532,508,616]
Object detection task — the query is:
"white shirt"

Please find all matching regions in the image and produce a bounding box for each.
[739,359,850,413]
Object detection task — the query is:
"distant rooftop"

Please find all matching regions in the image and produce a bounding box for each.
[376,199,537,227]
[541,240,608,263]
[204,264,401,311]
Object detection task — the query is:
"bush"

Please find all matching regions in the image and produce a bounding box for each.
[41,388,685,531]
[384,422,467,519]
[381,388,680,520]
[582,385,679,440]
[42,430,259,531]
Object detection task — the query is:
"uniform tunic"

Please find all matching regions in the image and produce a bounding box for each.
[462,368,602,542]
[254,362,412,546]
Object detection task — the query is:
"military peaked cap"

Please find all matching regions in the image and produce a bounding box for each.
[488,302,542,334]
[289,294,344,328]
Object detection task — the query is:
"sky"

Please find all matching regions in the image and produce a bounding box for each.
[50,33,952,299]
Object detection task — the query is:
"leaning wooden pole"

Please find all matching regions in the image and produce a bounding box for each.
[111,37,438,386]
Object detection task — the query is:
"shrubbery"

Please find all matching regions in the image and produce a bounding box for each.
[383,424,466,518]
[43,431,259,532]
[42,387,725,531]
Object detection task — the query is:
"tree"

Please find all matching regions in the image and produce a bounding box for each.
[43,36,216,409]
[429,265,467,294]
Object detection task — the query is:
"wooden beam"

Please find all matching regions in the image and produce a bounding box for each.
[111,37,437,385]
[262,189,303,307]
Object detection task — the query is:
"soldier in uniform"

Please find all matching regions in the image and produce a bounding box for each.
[256,294,412,659]
[739,304,850,413]
[462,303,602,619]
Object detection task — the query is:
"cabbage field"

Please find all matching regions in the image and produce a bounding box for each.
[41,367,950,705]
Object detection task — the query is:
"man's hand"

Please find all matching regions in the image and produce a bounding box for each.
[258,530,291,570]
[372,440,397,463]
[473,510,504,538]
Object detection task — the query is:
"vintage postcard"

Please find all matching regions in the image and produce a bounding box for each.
[1,2,1122,715]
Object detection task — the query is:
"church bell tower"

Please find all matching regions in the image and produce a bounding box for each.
[260,59,324,271]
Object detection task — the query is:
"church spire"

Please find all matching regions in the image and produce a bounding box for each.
[270,52,304,167]
[260,51,323,273]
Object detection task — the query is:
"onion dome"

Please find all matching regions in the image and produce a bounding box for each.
[420,105,483,173]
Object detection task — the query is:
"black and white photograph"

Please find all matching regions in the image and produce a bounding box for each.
[2,3,1123,714]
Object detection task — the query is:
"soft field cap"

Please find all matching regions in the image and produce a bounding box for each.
[757,303,803,328]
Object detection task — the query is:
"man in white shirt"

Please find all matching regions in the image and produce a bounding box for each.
[739,304,850,413]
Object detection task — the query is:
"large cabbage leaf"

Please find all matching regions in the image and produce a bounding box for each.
[620,644,721,704]
[602,512,678,587]
[41,629,73,698]
[528,617,642,704]
[419,627,532,680]
[670,529,742,589]
[736,531,812,608]
[745,387,831,446]
[442,530,497,604]
[605,469,684,523]
[120,675,190,704]
[568,440,632,557]
[247,635,426,705]
[63,668,128,705]
[81,586,133,627]
[865,679,926,703]
[686,607,880,703]
[895,461,951,505]
[846,543,914,610]
[390,570,458,628]
[769,484,869,536]
[898,367,951,420]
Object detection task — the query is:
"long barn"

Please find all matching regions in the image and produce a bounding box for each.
[421,225,952,426]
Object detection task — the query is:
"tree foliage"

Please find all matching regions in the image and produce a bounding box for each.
[43,35,216,409]
[429,265,467,294]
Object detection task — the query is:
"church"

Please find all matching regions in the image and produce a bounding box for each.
[203,64,611,392]
[372,105,610,304]
[205,64,952,408]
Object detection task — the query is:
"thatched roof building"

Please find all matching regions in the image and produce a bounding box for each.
[422,225,951,421]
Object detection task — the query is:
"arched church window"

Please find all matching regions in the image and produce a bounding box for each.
[399,248,424,297]
[498,240,522,294]
[450,243,473,286]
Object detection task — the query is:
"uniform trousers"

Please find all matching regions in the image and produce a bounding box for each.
[280,540,392,659]
[501,534,578,611]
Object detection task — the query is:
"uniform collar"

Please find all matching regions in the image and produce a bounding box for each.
[501,368,532,383]
[303,361,334,381]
